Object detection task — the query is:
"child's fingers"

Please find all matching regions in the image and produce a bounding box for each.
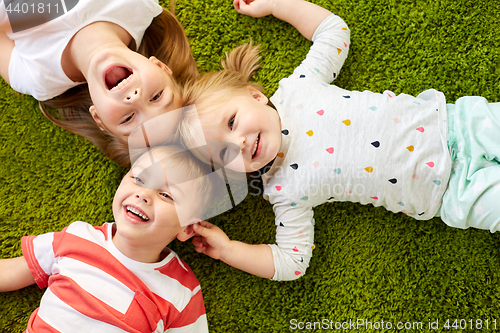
[192,236,207,253]
[194,245,205,253]
[192,235,203,247]
[199,220,214,228]
[194,246,206,254]
[233,0,271,17]
[233,0,253,13]
[193,221,215,237]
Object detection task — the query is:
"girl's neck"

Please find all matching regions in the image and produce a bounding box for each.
[62,21,133,82]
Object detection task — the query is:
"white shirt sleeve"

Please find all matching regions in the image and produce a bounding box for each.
[269,199,315,281]
[292,14,350,84]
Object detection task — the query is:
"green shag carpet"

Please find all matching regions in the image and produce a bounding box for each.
[1,0,500,332]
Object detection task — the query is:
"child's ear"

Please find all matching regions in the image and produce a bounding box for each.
[176,222,198,242]
[89,105,106,131]
[247,86,268,105]
[149,56,173,75]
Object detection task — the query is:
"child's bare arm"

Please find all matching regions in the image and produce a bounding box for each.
[233,0,332,40]
[0,1,13,83]
[0,256,36,292]
[0,1,12,32]
[192,221,275,279]
[0,31,14,84]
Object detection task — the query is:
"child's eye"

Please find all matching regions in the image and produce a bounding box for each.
[228,116,235,129]
[122,114,134,124]
[151,91,163,101]
[132,176,144,184]
[220,147,228,161]
[160,192,173,200]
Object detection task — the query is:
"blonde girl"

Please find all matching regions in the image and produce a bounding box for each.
[179,0,500,281]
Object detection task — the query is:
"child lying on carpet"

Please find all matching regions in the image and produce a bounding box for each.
[0,145,213,332]
[0,0,196,166]
[178,0,500,281]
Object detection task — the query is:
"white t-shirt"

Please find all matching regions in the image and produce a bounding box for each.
[264,14,451,281]
[2,0,163,101]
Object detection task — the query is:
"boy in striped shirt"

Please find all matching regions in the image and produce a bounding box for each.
[0,145,213,333]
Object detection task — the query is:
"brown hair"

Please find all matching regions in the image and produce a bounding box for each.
[40,5,198,167]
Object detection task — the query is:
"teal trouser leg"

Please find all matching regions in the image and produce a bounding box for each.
[440,97,500,232]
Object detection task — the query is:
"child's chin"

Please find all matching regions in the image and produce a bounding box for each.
[245,164,263,173]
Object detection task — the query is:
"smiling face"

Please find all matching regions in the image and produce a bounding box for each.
[194,87,282,173]
[111,151,203,262]
[87,49,182,141]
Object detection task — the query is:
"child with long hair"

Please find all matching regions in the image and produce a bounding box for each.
[0,0,197,166]
[178,0,500,281]
[0,145,213,332]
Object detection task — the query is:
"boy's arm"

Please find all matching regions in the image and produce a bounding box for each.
[192,222,275,279]
[233,0,332,40]
[0,256,36,292]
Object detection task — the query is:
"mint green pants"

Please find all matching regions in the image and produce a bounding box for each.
[439,96,500,232]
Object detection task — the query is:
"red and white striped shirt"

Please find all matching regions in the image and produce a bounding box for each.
[21,221,208,333]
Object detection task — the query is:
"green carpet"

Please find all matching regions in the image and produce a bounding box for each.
[1,0,500,331]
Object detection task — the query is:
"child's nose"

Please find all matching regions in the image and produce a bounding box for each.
[238,141,245,152]
[135,191,151,204]
[125,88,140,103]
[237,135,246,151]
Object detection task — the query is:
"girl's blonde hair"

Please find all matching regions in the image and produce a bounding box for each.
[40,5,198,167]
[179,41,264,154]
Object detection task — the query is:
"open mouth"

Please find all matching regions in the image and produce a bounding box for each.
[105,66,133,91]
[252,134,260,158]
[125,205,150,222]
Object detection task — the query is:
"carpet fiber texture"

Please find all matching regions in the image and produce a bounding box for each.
[1,0,500,332]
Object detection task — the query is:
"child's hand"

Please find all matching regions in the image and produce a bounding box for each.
[233,0,275,17]
[192,221,231,260]
[193,221,275,278]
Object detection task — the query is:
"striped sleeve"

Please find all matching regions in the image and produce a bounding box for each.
[21,230,59,289]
